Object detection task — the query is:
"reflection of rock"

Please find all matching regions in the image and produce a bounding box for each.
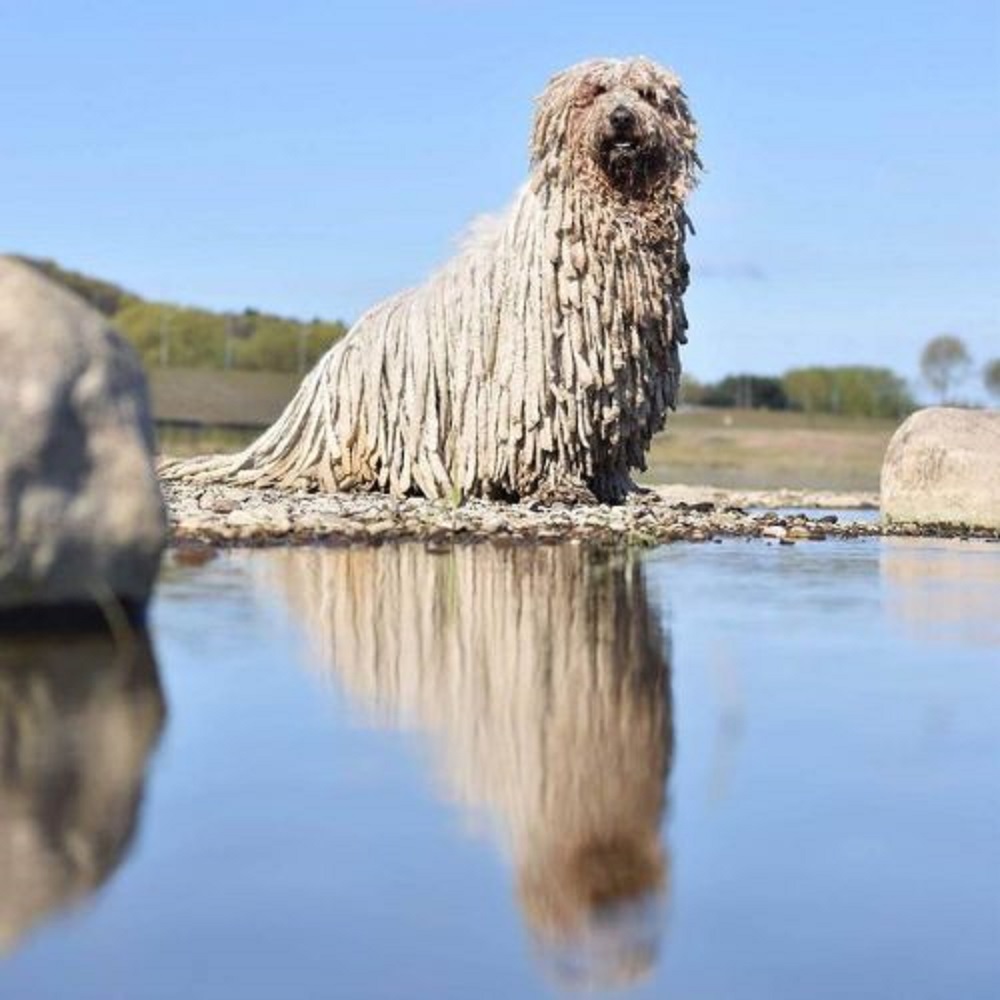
[0,256,165,618]
[258,544,673,990]
[881,407,1000,530]
[881,538,1000,646]
[0,630,166,951]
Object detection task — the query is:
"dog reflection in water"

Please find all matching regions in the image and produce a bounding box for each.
[0,631,165,951]
[259,544,673,989]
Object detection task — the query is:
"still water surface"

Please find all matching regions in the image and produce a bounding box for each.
[1,537,998,999]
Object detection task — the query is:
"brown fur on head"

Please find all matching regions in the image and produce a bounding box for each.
[532,56,700,201]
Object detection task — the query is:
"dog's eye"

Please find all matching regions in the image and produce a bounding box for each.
[638,87,658,105]
[576,83,607,107]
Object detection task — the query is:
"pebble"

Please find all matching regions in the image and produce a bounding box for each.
[225,510,260,528]
[202,496,240,513]
[171,543,218,566]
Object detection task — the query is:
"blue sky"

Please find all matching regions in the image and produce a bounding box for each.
[3,1,998,394]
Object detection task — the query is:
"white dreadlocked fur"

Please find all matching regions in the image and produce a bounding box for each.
[160,57,700,502]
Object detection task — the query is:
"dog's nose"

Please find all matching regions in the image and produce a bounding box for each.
[610,105,636,131]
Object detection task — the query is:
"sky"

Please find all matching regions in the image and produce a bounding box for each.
[2,1,998,395]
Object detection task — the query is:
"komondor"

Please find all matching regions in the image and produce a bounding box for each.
[160,56,700,502]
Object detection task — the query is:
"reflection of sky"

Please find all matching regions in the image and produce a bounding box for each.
[653,538,999,999]
[1,538,997,1000]
[2,2,997,390]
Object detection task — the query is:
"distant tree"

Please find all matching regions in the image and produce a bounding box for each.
[701,374,788,410]
[920,334,972,402]
[983,359,1000,404]
[781,367,830,413]
[16,255,136,315]
[24,255,349,374]
[782,366,914,418]
[679,373,707,405]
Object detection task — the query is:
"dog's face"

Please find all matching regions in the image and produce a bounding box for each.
[532,57,699,200]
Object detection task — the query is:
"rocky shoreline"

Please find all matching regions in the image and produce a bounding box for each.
[161,482,998,550]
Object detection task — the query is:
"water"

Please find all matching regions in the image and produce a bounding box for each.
[1,537,998,999]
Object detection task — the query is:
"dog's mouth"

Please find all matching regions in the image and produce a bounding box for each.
[603,124,643,157]
[607,139,642,169]
[600,135,645,168]
[598,134,665,193]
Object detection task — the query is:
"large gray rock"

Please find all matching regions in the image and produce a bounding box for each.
[0,256,166,616]
[881,407,1000,530]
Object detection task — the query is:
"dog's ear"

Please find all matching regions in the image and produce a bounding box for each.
[665,87,701,196]
[625,57,694,126]
[531,60,608,166]
[531,69,576,166]
[633,60,700,195]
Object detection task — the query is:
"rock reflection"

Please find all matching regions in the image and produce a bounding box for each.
[881,538,1000,646]
[262,544,673,990]
[0,630,165,951]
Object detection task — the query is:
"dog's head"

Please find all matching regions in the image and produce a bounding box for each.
[532,57,699,201]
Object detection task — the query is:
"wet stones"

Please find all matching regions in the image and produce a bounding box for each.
[159,477,999,549]
[160,481,904,549]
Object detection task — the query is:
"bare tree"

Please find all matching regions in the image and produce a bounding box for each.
[920,334,972,403]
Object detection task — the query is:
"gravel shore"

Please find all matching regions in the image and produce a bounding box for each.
[161,482,998,550]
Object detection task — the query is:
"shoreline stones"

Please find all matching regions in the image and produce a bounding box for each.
[881,407,1000,531]
[0,257,166,623]
[161,481,999,550]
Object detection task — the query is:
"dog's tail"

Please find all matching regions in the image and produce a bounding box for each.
[157,345,350,491]
[157,313,456,499]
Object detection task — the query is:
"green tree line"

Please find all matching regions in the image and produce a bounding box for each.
[683,367,915,418]
[19,256,348,374]
[32,256,990,416]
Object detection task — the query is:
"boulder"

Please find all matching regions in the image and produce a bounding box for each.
[881,407,1000,530]
[0,256,166,619]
